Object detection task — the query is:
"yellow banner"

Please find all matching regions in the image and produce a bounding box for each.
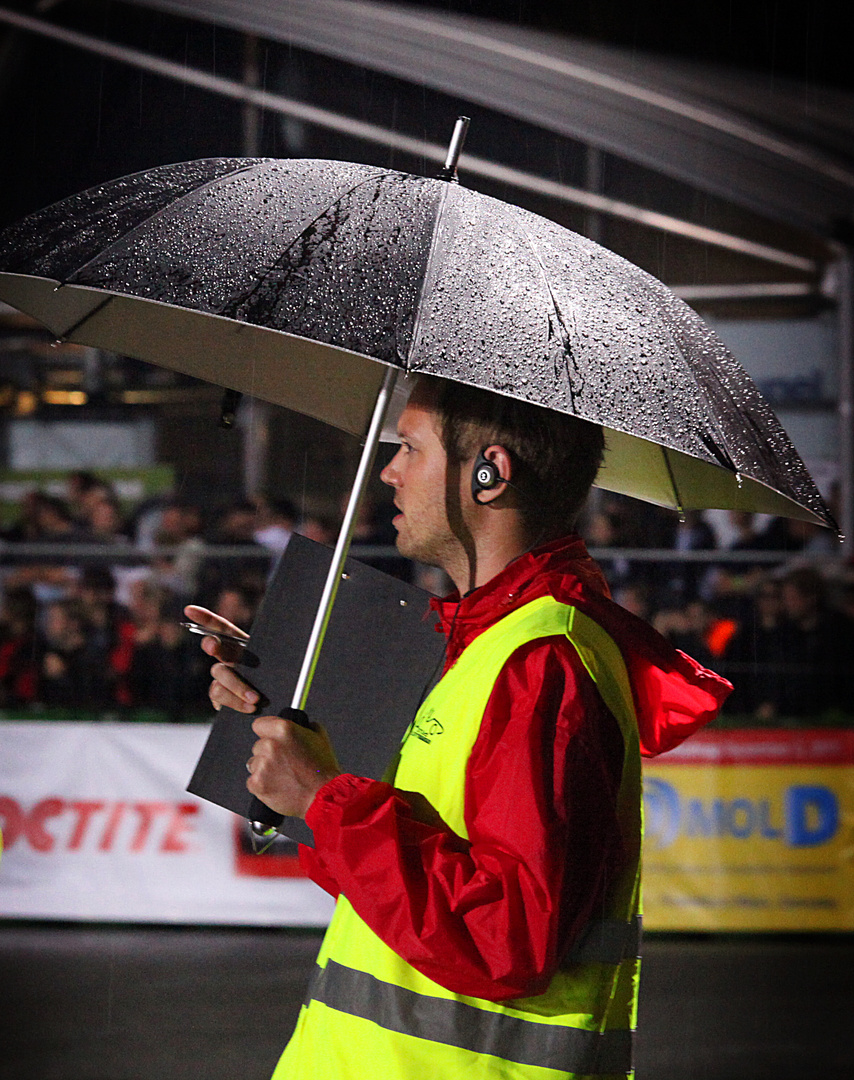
[642,729,854,931]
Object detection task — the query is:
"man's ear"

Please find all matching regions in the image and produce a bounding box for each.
[471,444,513,505]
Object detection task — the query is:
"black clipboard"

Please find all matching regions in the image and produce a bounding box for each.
[187,534,446,844]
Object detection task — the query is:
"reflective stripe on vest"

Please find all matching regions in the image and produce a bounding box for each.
[307,959,634,1074]
[275,597,642,1080]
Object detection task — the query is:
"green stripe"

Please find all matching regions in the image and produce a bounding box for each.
[308,960,634,1074]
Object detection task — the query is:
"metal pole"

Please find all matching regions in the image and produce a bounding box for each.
[837,249,854,547]
[673,282,820,303]
[583,145,604,245]
[238,397,270,496]
[291,366,399,711]
[242,33,261,157]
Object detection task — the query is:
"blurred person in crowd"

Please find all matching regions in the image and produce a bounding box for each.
[720,577,788,719]
[584,499,663,599]
[209,500,259,545]
[1,490,44,542]
[654,598,736,671]
[296,513,339,547]
[665,509,716,553]
[127,579,170,638]
[197,501,271,606]
[65,471,113,527]
[87,493,130,544]
[129,490,184,551]
[0,586,38,708]
[253,495,298,556]
[35,598,99,709]
[584,507,633,593]
[4,491,91,545]
[72,565,136,708]
[762,514,838,555]
[32,493,93,543]
[700,511,779,622]
[149,500,207,597]
[660,510,717,607]
[2,493,90,601]
[774,566,854,719]
[212,583,263,633]
[613,582,652,621]
[728,510,772,551]
[129,585,210,717]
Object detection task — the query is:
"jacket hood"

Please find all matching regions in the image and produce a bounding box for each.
[431,535,732,758]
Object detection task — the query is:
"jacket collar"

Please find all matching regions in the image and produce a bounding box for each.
[430,535,610,661]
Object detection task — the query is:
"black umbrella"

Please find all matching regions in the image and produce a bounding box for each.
[0,148,833,529]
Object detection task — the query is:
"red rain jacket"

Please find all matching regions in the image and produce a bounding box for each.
[300,535,731,1000]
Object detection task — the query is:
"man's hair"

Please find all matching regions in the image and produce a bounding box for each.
[428,378,605,541]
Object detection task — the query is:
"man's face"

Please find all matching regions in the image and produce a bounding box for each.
[380,387,463,569]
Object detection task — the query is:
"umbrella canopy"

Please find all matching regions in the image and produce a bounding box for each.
[0,156,835,529]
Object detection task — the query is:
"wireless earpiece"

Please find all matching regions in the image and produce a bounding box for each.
[472,448,509,502]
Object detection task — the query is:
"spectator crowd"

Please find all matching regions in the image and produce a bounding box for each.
[1,474,852,724]
[0,472,399,718]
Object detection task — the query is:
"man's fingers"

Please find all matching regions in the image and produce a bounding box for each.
[209,662,260,713]
[200,634,247,665]
[252,715,292,739]
[183,604,249,640]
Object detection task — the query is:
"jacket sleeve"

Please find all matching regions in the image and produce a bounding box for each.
[302,638,626,1001]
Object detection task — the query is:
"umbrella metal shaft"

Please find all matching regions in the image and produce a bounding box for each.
[439,116,470,181]
[290,366,399,712]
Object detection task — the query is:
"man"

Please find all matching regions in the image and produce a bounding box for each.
[187,375,730,1079]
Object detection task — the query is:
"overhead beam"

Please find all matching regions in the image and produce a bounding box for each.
[0,6,818,273]
[125,0,854,233]
[672,282,822,302]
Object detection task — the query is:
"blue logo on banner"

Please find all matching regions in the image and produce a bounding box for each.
[643,780,839,849]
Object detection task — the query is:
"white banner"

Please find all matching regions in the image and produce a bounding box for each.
[0,721,335,925]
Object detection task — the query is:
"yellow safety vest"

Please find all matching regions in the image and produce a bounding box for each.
[275,596,643,1080]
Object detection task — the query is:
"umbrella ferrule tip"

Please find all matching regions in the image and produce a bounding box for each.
[438,116,471,182]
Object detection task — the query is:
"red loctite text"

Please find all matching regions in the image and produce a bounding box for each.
[0,796,199,853]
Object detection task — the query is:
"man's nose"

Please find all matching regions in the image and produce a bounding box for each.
[380,451,401,488]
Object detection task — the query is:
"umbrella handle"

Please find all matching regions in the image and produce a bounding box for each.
[248,706,311,831]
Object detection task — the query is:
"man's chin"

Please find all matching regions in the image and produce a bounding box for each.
[394,533,436,568]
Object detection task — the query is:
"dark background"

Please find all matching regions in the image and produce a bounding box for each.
[2,0,852,229]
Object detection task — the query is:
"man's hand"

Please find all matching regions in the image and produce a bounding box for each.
[183,604,260,713]
[248,716,341,819]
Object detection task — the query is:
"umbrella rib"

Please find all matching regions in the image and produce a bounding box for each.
[661,445,686,515]
[518,220,707,515]
[54,159,269,289]
[407,181,451,372]
[661,318,739,471]
[213,169,400,319]
[515,220,582,412]
[521,219,743,495]
[57,294,114,341]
